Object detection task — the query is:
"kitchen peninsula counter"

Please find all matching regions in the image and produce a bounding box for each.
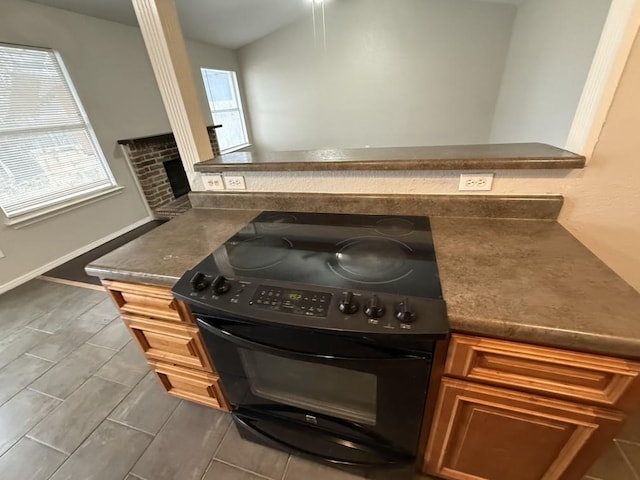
[194,143,586,173]
[86,204,640,359]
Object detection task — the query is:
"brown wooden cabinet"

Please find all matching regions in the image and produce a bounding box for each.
[426,378,624,480]
[423,334,640,480]
[150,360,230,411]
[103,279,229,411]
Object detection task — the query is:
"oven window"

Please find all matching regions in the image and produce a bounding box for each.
[239,349,377,426]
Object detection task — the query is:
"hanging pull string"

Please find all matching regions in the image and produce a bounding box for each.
[311,0,328,56]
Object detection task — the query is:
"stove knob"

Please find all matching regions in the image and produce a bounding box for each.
[190,272,210,292]
[364,295,385,319]
[211,275,230,295]
[396,299,417,324]
[338,292,359,314]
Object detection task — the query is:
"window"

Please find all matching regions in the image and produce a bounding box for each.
[201,68,249,153]
[0,44,117,219]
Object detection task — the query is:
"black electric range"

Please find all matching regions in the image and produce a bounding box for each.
[172,211,449,470]
[174,211,448,337]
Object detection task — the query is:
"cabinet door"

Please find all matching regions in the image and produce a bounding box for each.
[424,378,624,480]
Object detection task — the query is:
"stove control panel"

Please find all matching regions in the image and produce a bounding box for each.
[250,286,331,317]
[177,271,448,337]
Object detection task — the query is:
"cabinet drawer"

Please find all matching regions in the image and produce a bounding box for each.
[123,315,213,373]
[150,360,229,411]
[446,334,640,410]
[103,280,193,324]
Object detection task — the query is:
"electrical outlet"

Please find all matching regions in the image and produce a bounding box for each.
[224,175,247,190]
[458,173,494,191]
[202,174,225,191]
[0,248,4,259]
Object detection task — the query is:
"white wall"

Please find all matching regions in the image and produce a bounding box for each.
[0,0,239,290]
[489,0,612,147]
[559,29,640,294]
[238,0,517,151]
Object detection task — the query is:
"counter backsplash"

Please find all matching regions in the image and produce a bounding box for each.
[189,192,563,220]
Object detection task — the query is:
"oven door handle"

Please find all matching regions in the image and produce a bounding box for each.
[233,412,411,467]
[196,318,419,361]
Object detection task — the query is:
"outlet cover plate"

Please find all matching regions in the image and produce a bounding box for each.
[224,175,247,190]
[202,174,225,191]
[0,248,4,259]
[459,173,494,191]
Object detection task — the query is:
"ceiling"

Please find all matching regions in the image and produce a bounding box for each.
[26,0,525,49]
[26,0,309,49]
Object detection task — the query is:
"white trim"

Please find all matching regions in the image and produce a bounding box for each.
[0,216,153,295]
[220,143,252,155]
[566,0,640,157]
[4,186,125,228]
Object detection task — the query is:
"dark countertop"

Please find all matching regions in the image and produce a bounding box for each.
[86,209,640,358]
[194,143,585,173]
[431,217,640,358]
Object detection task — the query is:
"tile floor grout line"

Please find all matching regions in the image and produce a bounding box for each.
[199,419,235,480]
[615,440,640,480]
[22,352,56,363]
[126,399,186,480]
[24,434,71,456]
[213,457,277,480]
[212,417,234,459]
[105,417,157,437]
[92,373,146,389]
[92,372,158,480]
[25,387,65,402]
[24,326,56,335]
[39,371,150,480]
[26,369,142,455]
[85,341,122,352]
[24,293,109,338]
[126,472,147,480]
[0,356,56,409]
[280,455,292,480]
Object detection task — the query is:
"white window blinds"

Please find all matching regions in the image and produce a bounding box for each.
[0,44,116,218]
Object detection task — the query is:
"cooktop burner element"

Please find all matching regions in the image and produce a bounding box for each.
[259,213,298,231]
[375,217,415,236]
[330,237,413,284]
[228,236,292,271]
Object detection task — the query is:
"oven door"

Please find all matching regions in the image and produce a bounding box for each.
[196,314,432,466]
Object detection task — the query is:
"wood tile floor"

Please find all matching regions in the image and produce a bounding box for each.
[0,279,637,480]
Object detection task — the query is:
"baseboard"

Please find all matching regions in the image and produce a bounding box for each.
[38,276,105,292]
[0,216,153,295]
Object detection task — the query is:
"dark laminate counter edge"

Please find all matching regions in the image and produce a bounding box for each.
[194,143,586,173]
[84,265,179,288]
[189,192,564,220]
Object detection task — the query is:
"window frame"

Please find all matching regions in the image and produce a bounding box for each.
[0,43,120,225]
[200,68,250,154]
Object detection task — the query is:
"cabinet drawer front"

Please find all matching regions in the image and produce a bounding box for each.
[123,315,213,373]
[424,378,624,480]
[446,334,640,410]
[103,280,193,324]
[150,360,229,411]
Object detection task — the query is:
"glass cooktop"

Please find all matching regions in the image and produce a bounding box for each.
[201,211,443,299]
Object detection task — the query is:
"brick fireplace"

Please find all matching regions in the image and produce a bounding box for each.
[119,126,220,218]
